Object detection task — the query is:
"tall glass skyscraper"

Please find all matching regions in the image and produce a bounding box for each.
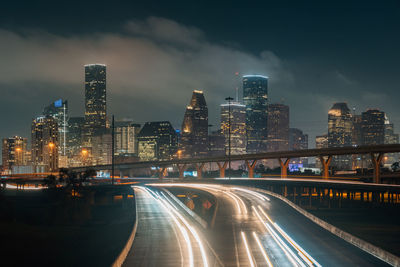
[267,104,289,152]
[361,109,385,145]
[84,64,107,146]
[328,102,353,169]
[220,102,246,155]
[243,75,268,153]
[43,99,68,156]
[180,90,209,158]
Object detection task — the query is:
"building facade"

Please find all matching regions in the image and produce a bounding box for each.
[243,75,268,153]
[180,90,209,158]
[83,64,107,147]
[220,102,246,155]
[115,121,141,156]
[2,136,28,172]
[288,128,308,166]
[328,103,353,170]
[267,104,289,152]
[43,99,68,156]
[361,109,385,145]
[138,121,178,161]
[31,116,59,172]
[315,134,328,168]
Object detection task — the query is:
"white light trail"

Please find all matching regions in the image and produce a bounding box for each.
[241,231,255,267]
[233,187,270,201]
[252,231,274,267]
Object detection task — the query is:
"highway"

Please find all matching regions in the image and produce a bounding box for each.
[124,183,391,266]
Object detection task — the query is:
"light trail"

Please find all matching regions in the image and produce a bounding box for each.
[241,231,255,267]
[233,187,270,201]
[252,231,274,267]
[252,206,302,267]
[141,186,209,267]
[135,186,193,267]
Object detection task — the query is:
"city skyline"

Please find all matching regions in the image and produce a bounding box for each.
[1,1,400,150]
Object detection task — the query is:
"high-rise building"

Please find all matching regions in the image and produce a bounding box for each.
[31,116,58,172]
[83,64,107,146]
[220,102,246,155]
[267,104,289,152]
[180,90,208,158]
[2,136,28,172]
[352,114,363,146]
[138,121,178,161]
[209,130,225,157]
[43,99,68,156]
[384,115,399,164]
[328,103,353,169]
[67,117,85,156]
[243,75,268,153]
[92,132,112,165]
[289,128,308,165]
[315,134,328,168]
[115,121,141,156]
[361,109,385,145]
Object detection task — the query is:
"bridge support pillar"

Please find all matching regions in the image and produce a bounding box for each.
[216,161,228,178]
[245,160,258,178]
[370,153,384,184]
[278,158,290,178]
[177,164,187,179]
[157,167,167,179]
[195,163,205,179]
[319,155,332,179]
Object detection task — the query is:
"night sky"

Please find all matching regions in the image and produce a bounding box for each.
[1,0,399,150]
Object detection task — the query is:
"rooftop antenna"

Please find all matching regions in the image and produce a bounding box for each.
[235,71,239,102]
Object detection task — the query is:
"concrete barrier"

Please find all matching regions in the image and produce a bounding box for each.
[112,189,139,267]
[249,187,400,267]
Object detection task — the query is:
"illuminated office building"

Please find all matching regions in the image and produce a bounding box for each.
[43,99,68,156]
[83,64,107,146]
[361,109,385,145]
[2,136,28,172]
[115,121,141,156]
[220,101,246,155]
[180,90,208,158]
[328,103,353,169]
[31,116,59,172]
[289,128,308,165]
[209,130,225,157]
[243,75,268,153]
[67,117,85,156]
[92,132,112,165]
[384,115,399,164]
[138,121,178,161]
[267,104,289,152]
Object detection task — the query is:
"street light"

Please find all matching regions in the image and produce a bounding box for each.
[225,96,234,179]
[208,124,213,176]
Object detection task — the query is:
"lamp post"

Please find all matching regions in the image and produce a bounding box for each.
[225,96,234,178]
[208,124,213,176]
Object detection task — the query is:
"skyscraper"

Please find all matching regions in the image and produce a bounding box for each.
[243,75,268,153]
[289,128,308,165]
[138,121,178,161]
[384,115,400,164]
[328,103,353,169]
[361,109,385,145]
[115,121,141,156]
[84,64,107,146]
[31,116,59,172]
[220,101,246,155]
[43,99,68,156]
[180,90,208,158]
[67,117,85,156]
[2,136,28,172]
[267,104,289,152]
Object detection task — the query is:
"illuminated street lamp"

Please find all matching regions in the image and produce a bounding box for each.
[177,149,182,159]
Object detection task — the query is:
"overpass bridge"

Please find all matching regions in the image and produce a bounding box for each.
[70,144,400,184]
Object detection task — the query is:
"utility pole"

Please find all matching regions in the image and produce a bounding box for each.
[225,96,234,179]
[111,115,115,185]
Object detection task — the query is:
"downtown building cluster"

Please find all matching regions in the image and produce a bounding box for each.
[315,103,399,171]
[1,65,399,174]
